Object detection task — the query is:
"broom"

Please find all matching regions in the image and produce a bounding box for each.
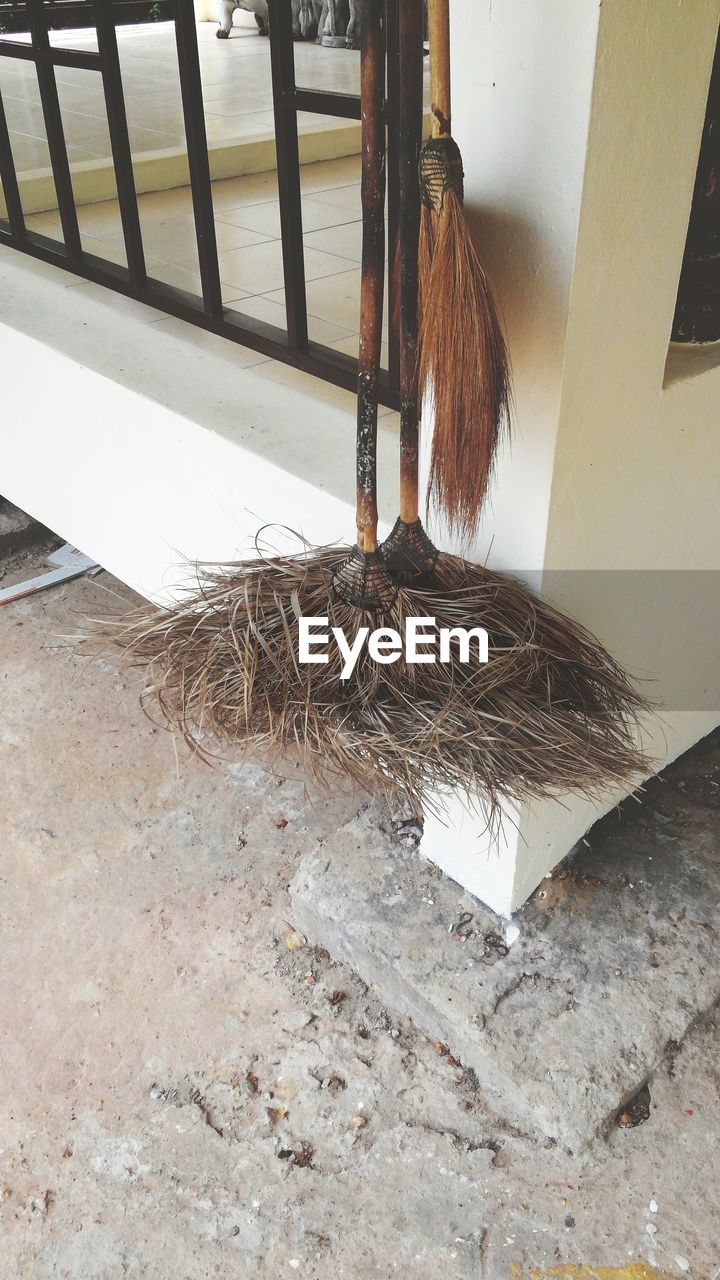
[418,0,511,539]
[91,0,427,811]
[331,0,395,614]
[373,0,652,814]
[93,0,651,827]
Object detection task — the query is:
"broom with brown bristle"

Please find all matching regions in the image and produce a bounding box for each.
[418,0,511,539]
[91,0,652,829]
[376,0,652,809]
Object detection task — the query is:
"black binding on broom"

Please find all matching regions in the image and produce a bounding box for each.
[418,135,465,212]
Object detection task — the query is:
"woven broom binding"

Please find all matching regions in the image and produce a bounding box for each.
[332,545,398,610]
[379,518,439,584]
[419,136,464,214]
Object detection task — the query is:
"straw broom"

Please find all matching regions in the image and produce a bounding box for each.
[92,0,427,810]
[374,0,652,813]
[93,0,651,825]
[418,0,511,539]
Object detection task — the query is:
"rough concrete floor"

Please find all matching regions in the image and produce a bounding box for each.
[0,509,59,576]
[1,560,719,1280]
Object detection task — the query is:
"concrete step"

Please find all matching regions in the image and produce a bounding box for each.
[290,739,720,1151]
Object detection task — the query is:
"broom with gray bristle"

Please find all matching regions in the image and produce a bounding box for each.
[418,0,511,539]
[90,0,417,808]
[91,0,652,826]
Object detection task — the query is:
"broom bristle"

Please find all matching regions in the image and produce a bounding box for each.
[419,187,511,539]
[418,202,436,334]
[90,545,652,827]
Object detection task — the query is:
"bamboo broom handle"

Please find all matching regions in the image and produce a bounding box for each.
[355,0,385,554]
[428,0,452,139]
[398,0,424,523]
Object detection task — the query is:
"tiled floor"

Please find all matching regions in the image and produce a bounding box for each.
[21,152,398,419]
[0,19,362,174]
[24,151,365,329]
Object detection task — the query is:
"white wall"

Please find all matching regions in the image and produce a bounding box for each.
[513,0,720,903]
[424,0,599,571]
[422,0,606,911]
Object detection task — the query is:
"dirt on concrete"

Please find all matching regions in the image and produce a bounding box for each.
[1,562,719,1280]
[289,768,720,1152]
[0,498,55,566]
[0,499,59,586]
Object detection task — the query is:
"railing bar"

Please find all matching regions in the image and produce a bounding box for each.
[0,41,100,68]
[396,0,424,495]
[0,86,25,239]
[267,0,308,351]
[0,41,39,61]
[93,0,146,289]
[173,0,223,317]
[293,88,361,120]
[46,46,101,70]
[26,0,82,259]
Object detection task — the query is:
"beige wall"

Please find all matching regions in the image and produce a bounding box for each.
[424,0,720,911]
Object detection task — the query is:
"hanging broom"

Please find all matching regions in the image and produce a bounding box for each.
[418,0,511,539]
[373,0,652,813]
[92,0,651,827]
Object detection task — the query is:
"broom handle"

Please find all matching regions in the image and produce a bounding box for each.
[397,0,424,523]
[355,0,385,554]
[428,0,452,139]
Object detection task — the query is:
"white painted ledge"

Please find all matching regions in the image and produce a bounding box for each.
[0,247,402,596]
[0,248,552,916]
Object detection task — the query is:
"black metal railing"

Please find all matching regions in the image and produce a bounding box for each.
[0,0,408,407]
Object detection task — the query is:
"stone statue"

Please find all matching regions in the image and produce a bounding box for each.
[216,0,269,38]
[217,0,365,47]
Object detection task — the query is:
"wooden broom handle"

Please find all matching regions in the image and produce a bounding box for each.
[428,0,452,139]
[398,0,424,523]
[355,0,385,554]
